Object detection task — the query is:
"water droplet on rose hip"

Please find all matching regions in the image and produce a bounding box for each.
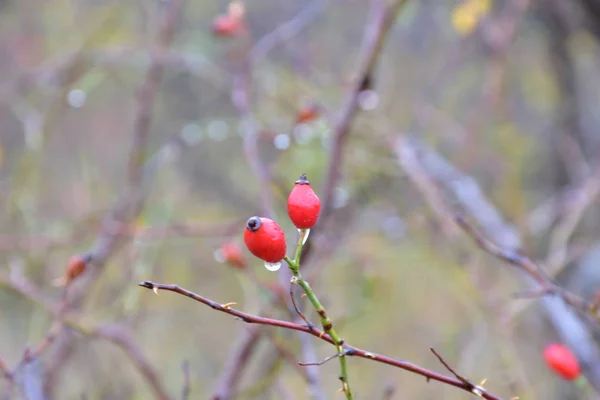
[298,229,311,245]
[264,261,281,272]
[214,249,225,263]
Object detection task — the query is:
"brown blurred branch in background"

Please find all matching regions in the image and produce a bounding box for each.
[455,215,596,319]
[392,135,600,393]
[545,169,600,274]
[0,272,173,400]
[139,281,505,400]
[321,0,408,218]
[42,0,184,397]
[103,219,243,240]
[94,325,173,400]
[127,0,182,187]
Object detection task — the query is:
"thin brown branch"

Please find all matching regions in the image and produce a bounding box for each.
[321,0,409,217]
[128,0,182,186]
[210,326,262,400]
[545,170,600,274]
[263,331,313,382]
[44,1,184,396]
[138,281,504,400]
[430,348,474,389]
[94,325,173,400]
[455,214,595,317]
[430,348,490,397]
[102,219,243,240]
[232,0,324,219]
[298,352,341,367]
[22,322,64,366]
[290,285,315,330]
[391,135,600,392]
[0,273,174,400]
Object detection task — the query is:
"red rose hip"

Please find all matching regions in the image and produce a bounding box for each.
[244,216,287,263]
[212,15,240,37]
[219,241,247,269]
[287,174,321,229]
[544,344,580,380]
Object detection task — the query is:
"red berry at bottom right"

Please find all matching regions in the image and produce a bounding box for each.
[543,344,581,381]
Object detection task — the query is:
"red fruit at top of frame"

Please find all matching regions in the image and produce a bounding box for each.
[287,174,321,230]
[543,344,581,380]
[212,1,245,37]
[243,217,287,263]
[212,15,242,37]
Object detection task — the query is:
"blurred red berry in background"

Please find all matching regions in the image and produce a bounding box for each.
[544,343,581,381]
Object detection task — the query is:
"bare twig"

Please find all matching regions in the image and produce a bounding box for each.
[43,1,183,397]
[430,348,488,397]
[210,326,262,400]
[430,348,473,388]
[545,170,600,274]
[138,281,504,400]
[94,325,173,400]
[456,214,594,316]
[298,352,342,367]
[127,0,181,186]
[290,284,315,330]
[0,273,173,400]
[321,0,409,217]
[103,219,243,240]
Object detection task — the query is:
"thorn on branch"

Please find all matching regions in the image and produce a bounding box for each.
[430,347,482,394]
[222,302,237,310]
[338,375,349,394]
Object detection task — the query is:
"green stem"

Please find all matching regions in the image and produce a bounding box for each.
[284,245,353,399]
[294,229,309,264]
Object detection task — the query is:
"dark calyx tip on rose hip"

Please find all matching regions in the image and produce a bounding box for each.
[295,173,310,185]
[245,216,262,232]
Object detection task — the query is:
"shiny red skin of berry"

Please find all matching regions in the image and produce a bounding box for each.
[544,344,581,380]
[244,217,287,263]
[287,178,321,229]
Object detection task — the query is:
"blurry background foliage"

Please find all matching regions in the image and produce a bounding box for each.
[0,0,600,399]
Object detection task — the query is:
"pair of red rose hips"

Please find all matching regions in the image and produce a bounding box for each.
[244,174,321,263]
